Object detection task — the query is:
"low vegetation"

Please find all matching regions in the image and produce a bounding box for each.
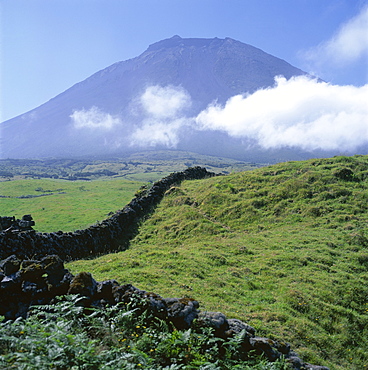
[67,155,368,370]
[0,295,288,369]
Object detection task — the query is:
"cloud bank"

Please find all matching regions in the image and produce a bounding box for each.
[70,106,122,130]
[304,5,368,68]
[69,80,368,154]
[196,76,368,152]
[130,85,192,147]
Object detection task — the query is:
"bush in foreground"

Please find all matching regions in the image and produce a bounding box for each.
[0,295,289,370]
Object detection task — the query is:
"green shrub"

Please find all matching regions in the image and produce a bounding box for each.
[0,295,288,369]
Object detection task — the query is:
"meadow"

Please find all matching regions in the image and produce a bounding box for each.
[66,155,368,370]
[1,155,367,369]
[0,178,142,232]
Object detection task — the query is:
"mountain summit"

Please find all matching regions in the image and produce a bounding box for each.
[1,36,309,159]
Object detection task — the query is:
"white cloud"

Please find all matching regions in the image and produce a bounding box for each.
[69,82,368,154]
[70,106,122,130]
[130,118,187,148]
[304,5,368,67]
[130,85,192,147]
[196,76,368,151]
[140,85,191,118]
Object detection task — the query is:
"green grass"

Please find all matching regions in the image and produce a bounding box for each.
[67,155,368,370]
[0,178,142,232]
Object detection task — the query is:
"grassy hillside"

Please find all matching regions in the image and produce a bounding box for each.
[67,155,368,370]
[0,178,142,232]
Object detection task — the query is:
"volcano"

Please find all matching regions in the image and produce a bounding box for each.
[1,36,312,160]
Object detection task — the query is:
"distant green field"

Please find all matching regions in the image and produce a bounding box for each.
[0,150,262,182]
[0,178,142,232]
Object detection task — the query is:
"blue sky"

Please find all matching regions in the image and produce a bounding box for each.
[1,0,367,122]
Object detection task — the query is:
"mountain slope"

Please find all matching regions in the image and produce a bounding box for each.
[67,155,368,370]
[1,36,309,159]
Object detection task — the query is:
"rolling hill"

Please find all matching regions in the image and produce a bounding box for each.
[66,155,368,370]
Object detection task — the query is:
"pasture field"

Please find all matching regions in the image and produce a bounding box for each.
[1,155,367,369]
[0,178,142,232]
[67,155,368,370]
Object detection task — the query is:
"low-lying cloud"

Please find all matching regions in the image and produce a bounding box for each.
[196,76,368,152]
[130,85,192,147]
[130,118,187,148]
[140,85,191,118]
[70,106,122,130]
[69,80,368,154]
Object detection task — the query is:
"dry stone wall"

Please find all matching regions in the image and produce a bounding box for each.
[0,253,329,370]
[0,167,215,261]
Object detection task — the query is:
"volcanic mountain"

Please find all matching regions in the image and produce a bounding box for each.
[1,36,312,160]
